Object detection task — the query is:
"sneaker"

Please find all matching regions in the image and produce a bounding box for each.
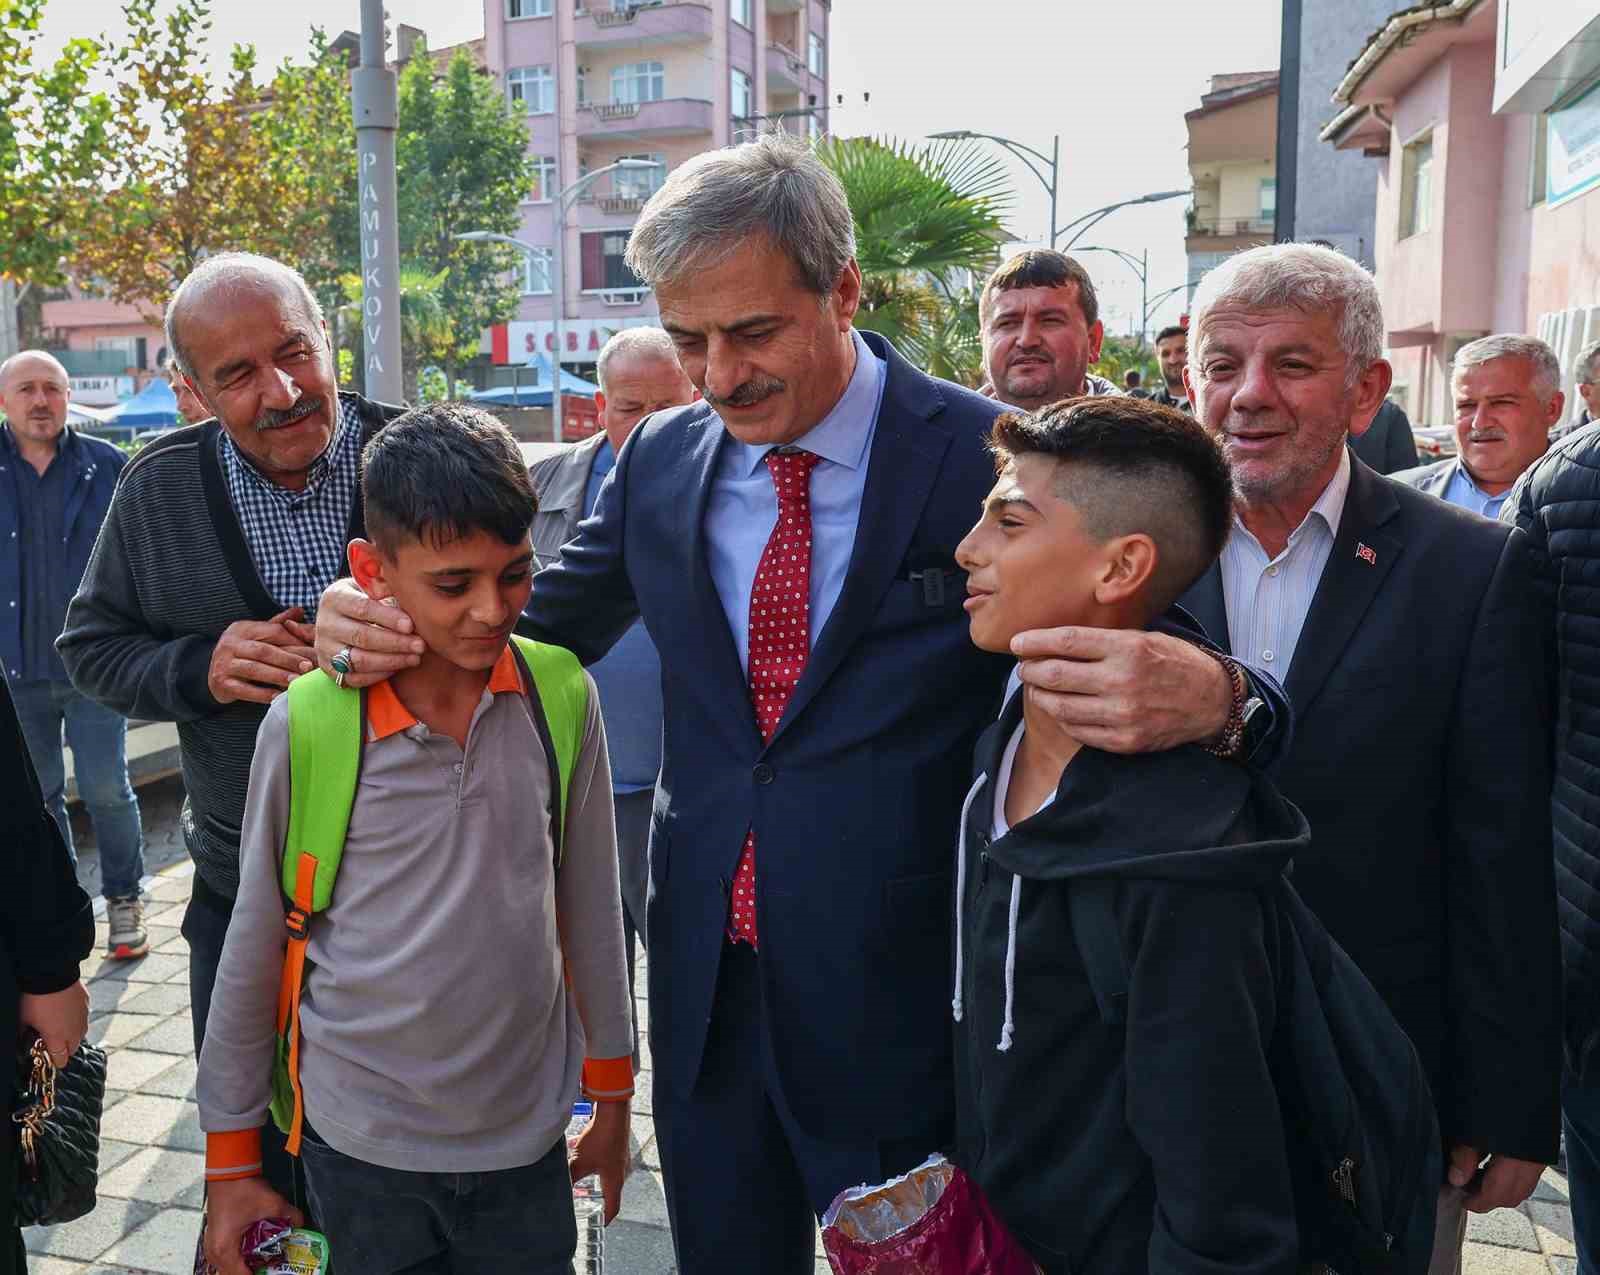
[105,895,149,960]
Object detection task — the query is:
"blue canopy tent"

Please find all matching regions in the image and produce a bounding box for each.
[105,378,179,428]
[469,354,599,407]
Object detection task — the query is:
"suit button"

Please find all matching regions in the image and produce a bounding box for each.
[752,762,775,785]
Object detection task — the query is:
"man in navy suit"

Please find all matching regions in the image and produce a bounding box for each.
[312,135,1278,1272]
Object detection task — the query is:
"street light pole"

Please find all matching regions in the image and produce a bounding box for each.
[1055,188,1190,250]
[929,129,1059,246]
[457,159,661,442]
[352,0,402,402]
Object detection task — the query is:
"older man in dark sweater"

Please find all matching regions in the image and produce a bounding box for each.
[58,251,402,1201]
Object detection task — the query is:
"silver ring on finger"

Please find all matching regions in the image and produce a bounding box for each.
[331,646,355,688]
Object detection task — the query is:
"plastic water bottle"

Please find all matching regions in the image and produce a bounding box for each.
[566,1100,605,1275]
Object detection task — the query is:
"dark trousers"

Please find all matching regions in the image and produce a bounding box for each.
[654,944,940,1275]
[1566,1070,1600,1272]
[299,1132,576,1275]
[183,875,300,1206]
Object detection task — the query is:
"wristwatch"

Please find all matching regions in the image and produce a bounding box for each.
[1204,652,1263,761]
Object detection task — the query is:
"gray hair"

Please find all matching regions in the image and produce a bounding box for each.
[1576,339,1600,387]
[595,327,682,392]
[624,134,856,295]
[1452,333,1562,401]
[166,252,324,379]
[1189,242,1385,384]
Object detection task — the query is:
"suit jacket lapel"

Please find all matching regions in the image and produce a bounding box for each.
[769,337,953,745]
[1180,564,1230,654]
[675,410,760,746]
[1284,459,1402,713]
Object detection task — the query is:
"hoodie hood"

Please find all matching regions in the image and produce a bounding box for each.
[978,687,1309,890]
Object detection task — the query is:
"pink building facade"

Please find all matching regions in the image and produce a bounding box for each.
[1324,0,1600,427]
[481,0,831,375]
[37,289,167,406]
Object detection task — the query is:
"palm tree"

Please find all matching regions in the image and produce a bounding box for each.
[816,135,1013,386]
[336,265,451,402]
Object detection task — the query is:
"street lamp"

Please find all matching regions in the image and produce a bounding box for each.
[1056,189,1189,251]
[929,129,1060,248]
[1075,245,1149,347]
[457,158,661,442]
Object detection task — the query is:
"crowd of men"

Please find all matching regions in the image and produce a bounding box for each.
[1,129,1598,1273]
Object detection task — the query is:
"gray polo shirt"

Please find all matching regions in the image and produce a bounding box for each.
[197,652,631,1173]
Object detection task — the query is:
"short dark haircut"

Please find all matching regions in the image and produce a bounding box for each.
[362,402,535,555]
[1124,369,1142,385]
[980,250,1099,329]
[987,397,1233,617]
[1155,325,1187,346]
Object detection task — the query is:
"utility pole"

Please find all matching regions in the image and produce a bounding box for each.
[352,0,403,402]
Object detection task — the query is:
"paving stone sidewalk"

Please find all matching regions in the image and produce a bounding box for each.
[27,786,1576,1273]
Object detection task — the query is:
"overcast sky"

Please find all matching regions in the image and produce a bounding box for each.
[40,0,1283,337]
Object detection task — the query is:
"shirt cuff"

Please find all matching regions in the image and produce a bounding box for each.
[582,1056,634,1103]
[206,1128,264,1181]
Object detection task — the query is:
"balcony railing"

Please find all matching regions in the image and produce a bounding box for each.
[598,194,649,214]
[1187,216,1274,237]
[575,97,715,137]
[586,287,651,306]
[574,0,712,46]
[592,100,642,121]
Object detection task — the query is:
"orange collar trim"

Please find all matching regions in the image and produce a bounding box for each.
[367,644,522,742]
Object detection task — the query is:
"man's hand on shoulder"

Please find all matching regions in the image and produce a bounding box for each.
[207,607,317,706]
[1011,626,1231,754]
[311,581,424,688]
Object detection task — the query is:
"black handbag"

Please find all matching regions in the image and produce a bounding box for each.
[12,1033,107,1227]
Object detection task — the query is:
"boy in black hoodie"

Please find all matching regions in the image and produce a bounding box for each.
[951,396,1306,1274]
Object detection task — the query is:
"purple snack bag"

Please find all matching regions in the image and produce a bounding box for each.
[821,1154,1042,1275]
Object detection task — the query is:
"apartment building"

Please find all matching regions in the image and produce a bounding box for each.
[481,0,831,377]
[1323,0,1600,427]
[1184,71,1279,303]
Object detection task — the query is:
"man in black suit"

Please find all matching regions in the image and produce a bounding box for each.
[1349,397,1419,474]
[310,136,1288,1273]
[1175,243,1560,1274]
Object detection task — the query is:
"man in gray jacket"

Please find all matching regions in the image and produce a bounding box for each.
[530,327,694,1051]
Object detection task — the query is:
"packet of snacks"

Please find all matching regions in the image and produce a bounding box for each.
[194,1217,332,1274]
[820,1154,1042,1275]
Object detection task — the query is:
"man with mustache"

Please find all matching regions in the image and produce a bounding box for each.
[58,252,404,1203]
[979,250,1119,410]
[1395,334,1561,517]
[1175,243,1560,1273]
[310,135,1286,1272]
[0,350,146,960]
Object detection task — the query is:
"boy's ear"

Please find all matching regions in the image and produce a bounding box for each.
[1095,534,1159,606]
[347,539,394,601]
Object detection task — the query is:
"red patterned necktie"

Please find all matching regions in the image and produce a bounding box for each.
[728,448,822,949]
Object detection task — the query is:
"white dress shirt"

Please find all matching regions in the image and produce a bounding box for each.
[1221,447,1351,677]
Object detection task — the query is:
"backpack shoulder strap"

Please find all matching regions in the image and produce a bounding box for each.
[283,670,363,912]
[509,635,589,870]
[1069,879,1129,1026]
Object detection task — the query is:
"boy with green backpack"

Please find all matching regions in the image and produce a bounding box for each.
[196,404,633,1275]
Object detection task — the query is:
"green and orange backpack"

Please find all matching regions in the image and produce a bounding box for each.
[267,635,589,1155]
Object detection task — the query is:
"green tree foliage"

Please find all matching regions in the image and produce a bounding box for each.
[1091,333,1158,390]
[0,0,113,288]
[397,43,532,397]
[72,0,285,310]
[816,135,1012,386]
[254,28,356,311]
[337,264,449,402]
